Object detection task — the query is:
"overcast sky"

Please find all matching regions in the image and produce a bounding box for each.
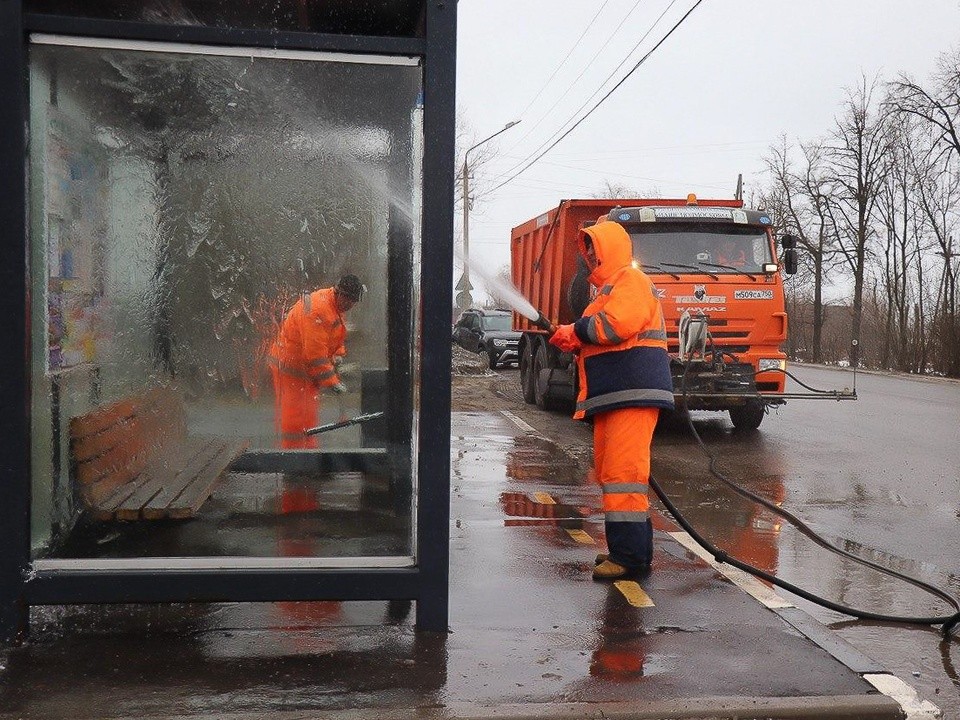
[453,0,960,303]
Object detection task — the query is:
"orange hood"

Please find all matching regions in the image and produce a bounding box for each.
[578,221,633,287]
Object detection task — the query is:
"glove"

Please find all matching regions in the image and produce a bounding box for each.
[332,382,347,395]
[549,324,582,353]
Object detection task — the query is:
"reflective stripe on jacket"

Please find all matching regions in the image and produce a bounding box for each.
[267,287,346,388]
[572,221,674,420]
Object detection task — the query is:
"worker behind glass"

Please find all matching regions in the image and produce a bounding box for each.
[268,274,364,449]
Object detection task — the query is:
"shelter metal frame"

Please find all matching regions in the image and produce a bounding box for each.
[0,1,455,640]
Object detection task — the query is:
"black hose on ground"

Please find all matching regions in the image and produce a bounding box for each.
[651,361,960,639]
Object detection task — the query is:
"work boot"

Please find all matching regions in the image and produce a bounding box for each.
[592,559,630,580]
[595,553,608,565]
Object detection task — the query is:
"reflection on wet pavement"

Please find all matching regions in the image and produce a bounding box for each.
[0,408,890,718]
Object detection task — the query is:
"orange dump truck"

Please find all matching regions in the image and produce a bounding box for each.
[511,197,802,430]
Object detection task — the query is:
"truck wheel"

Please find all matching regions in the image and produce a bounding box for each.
[729,401,765,431]
[534,342,559,411]
[487,349,499,370]
[567,255,590,319]
[520,340,536,404]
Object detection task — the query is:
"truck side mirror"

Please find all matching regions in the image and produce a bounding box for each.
[780,234,798,275]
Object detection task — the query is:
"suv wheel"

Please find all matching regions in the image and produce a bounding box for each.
[487,348,499,370]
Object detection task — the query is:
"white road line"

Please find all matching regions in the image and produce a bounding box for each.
[668,530,794,609]
[864,674,942,719]
[670,530,941,718]
[500,410,542,436]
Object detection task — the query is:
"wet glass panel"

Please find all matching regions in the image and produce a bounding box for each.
[28,38,422,564]
[25,0,425,37]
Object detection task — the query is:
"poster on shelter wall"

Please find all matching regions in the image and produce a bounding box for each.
[44,107,107,374]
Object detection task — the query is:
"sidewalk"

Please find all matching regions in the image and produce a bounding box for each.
[0,410,928,720]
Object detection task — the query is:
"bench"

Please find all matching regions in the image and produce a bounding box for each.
[69,387,248,521]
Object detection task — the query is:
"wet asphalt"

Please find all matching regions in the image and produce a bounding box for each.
[1,365,934,719]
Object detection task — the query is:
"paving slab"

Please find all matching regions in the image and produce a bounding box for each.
[0,410,912,720]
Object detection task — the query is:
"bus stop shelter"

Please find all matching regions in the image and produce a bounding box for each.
[0,0,456,640]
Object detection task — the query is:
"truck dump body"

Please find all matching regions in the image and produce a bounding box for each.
[511,198,790,429]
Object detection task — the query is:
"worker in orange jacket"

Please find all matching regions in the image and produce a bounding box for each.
[268,274,364,449]
[549,221,674,580]
[715,237,747,267]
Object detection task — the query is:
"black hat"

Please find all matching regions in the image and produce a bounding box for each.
[336,274,364,302]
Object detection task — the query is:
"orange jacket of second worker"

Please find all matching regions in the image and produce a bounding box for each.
[268,287,346,388]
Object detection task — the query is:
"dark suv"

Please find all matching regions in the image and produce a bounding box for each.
[452,308,521,369]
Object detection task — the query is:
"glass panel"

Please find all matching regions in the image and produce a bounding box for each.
[28,38,422,564]
[25,0,425,37]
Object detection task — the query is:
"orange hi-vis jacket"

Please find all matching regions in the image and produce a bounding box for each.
[268,287,346,388]
[572,221,674,421]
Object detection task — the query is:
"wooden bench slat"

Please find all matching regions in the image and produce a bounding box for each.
[92,473,158,521]
[149,440,249,520]
[113,439,213,520]
[139,439,230,519]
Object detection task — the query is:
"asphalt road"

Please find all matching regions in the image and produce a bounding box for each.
[493,363,960,717]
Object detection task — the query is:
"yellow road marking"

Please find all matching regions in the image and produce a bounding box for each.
[533,492,555,504]
[614,581,654,607]
[565,529,595,544]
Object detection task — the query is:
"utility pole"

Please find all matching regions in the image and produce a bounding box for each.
[456,120,520,310]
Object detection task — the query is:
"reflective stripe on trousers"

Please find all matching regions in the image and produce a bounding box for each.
[593,406,659,518]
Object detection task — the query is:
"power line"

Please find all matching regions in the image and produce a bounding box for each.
[504,0,646,156]
[512,0,614,122]
[498,0,648,165]
[500,0,679,179]
[483,0,708,199]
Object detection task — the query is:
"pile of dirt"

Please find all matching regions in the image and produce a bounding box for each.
[451,344,524,412]
[451,344,494,376]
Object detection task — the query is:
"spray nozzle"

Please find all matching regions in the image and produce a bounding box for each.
[531,312,557,335]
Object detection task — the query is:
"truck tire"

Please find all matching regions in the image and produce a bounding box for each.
[567,255,590,319]
[487,348,499,370]
[729,401,765,431]
[534,342,560,411]
[520,339,536,404]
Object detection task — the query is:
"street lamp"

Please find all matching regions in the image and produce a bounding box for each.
[457,120,521,310]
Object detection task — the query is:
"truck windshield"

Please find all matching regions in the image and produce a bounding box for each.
[482,315,512,331]
[628,223,773,274]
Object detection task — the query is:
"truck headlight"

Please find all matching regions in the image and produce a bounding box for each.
[758,358,785,372]
[492,339,507,348]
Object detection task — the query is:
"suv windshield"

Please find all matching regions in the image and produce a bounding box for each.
[627,223,772,273]
[481,314,512,331]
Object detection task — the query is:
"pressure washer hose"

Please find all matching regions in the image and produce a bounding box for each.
[648,362,960,639]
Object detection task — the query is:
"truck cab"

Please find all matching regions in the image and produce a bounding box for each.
[511,197,798,430]
[603,202,789,428]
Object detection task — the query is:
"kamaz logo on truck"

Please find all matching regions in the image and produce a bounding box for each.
[674,285,726,304]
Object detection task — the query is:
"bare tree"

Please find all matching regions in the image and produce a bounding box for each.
[889,50,960,376]
[764,137,843,363]
[590,180,659,199]
[824,76,891,369]
[889,49,960,166]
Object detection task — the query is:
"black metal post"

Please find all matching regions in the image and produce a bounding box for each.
[0,0,31,645]
[415,0,456,632]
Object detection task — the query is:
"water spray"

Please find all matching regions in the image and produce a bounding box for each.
[455,248,556,334]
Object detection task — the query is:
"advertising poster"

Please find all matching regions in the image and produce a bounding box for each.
[45,108,106,373]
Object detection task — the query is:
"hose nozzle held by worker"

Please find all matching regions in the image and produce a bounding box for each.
[531,312,557,335]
